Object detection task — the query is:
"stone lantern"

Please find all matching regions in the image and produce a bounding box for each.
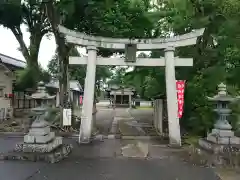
[1,82,72,163]
[199,83,240,152]
[31,81,55,106]
[206,83,239,144]
[29,81,55,119]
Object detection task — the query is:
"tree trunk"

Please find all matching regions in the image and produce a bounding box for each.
[11,26,43,81]
[45,0,70,126]
[29,33,42,74]
[58,52,69,125]
[10,26,30,62]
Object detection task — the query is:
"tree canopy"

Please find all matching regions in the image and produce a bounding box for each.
[0,0,51,89]
[100,0,240,135]
[1,0,240,132]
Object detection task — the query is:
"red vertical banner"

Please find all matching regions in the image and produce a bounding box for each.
[79,95,83,105]
[176,80,186,118]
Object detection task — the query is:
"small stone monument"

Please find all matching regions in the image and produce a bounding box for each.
[2,82,72,163]
[199,83,240,153]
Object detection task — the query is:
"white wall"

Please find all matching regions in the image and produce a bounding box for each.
[140,101,152,107]
[0,66,13,120]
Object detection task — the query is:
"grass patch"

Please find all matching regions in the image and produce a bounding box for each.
[136,106,153,109]
[182,135,200,146]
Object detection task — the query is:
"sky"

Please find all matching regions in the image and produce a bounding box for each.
[0,25,147,70]
[0,25,58,69]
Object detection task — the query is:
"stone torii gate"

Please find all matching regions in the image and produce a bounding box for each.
[58,25,204,146]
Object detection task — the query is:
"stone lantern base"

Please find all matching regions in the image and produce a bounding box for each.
[1,120,73,163]
[207,128,240,144]
[1,143,72,163]
[198,139,240,155]
[199,128,240,154]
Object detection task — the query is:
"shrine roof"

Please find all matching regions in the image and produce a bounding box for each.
[106,85,135,91]
[0,53,26,69]
[45,80,83,92]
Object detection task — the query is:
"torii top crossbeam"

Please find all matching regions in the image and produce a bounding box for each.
[58,25,204,50]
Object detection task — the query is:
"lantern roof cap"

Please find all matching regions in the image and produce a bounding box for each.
[207,83,236,102]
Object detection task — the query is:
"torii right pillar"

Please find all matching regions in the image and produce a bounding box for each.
[164,47,181,147]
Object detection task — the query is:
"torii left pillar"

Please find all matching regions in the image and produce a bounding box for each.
[79,46,97,143]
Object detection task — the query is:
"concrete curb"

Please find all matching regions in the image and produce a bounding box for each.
[120,135,163,140]
[0,132,27,137]
[104,134,163,140]
[0,132,80,138]
[0,132,163,140]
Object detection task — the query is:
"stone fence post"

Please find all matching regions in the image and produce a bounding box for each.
[153,95,168,136]
[153,99,163,135]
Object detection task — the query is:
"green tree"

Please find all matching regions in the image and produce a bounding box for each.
[0,0,51,88]
[43,0,240,133]
[48,49,112,96]
[42,0,160,125]
[112,0,240,135]
[168,0,240,135]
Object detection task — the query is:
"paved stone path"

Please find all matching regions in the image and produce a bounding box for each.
[96,108,115,135]
[95,107,154,136]
[128,108,153,123]
[110,108,157,136]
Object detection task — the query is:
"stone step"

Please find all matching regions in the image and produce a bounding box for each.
[15,137,63,153]
[24,132,55,144]
[29,126,51,136]
[2,144,72,163]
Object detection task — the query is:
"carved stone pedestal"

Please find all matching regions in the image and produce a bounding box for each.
[199,129,240,154]
[1,120,72,163]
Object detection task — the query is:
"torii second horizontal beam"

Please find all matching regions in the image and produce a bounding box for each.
[69,57,193,67]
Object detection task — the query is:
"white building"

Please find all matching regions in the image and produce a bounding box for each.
[45,79,83,107]
[0,53,26,120]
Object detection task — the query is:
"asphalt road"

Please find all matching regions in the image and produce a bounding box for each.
[0,156,220,180]
[0,137,221,180]
[27,158,220,180]
[0,108,221,180]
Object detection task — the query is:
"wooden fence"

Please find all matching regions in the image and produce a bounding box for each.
[12,91,37,109]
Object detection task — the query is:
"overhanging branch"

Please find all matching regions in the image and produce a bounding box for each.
[10,26,30,63]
